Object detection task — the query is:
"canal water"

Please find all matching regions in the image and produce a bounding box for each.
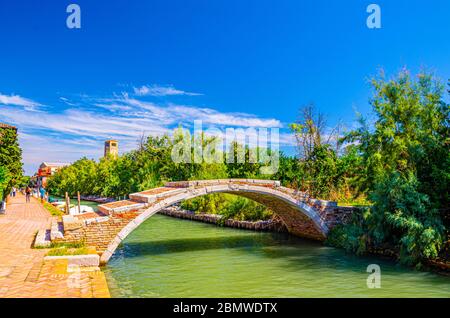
[49,196,99,211]
[103,214,450,298]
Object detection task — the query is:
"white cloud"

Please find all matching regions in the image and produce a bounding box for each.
[109,96,282,128]
[278,132,296,146]
[3,107,171,140]
[133,84,202,97]
[2,90,291,174]
[0,92,42,111]
[59,96,78,106]
[169,105,282,128]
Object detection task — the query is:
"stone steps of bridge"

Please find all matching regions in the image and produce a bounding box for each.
[98,199,146,214]
[129,187,187,204]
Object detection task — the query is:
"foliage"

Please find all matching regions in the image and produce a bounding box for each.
[0,127,23,198]
[48,133,248,198]
[326,208,370,255]
[330,70,449,266]
[0,166,11,201]
[370,172,444,265]
[42,200,64,217]
[49,241,86,249]
[288,104,362,202]
[220,196,273,221]
[225,142,265,179]
[181,193,273,221]
[48,131,274,221]
[16,175,30,188]
[46,246,92,256]
[273,153,302,187]
[45,241,94,256]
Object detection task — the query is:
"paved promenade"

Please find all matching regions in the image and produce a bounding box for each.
[0,194,110,298]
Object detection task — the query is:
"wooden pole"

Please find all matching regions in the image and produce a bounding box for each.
[77,191,81,214]
[65,192,70,215]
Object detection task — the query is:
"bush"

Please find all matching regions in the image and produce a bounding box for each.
[326,208,369,255]
[46,246,93,256]
[370,171,444,265]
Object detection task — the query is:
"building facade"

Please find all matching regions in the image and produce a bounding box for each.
[36,162,70,187]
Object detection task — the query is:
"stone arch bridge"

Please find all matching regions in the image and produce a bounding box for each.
[50,179,356,264]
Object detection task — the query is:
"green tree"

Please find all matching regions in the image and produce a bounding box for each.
[181,193,273,222]
[333,70,449,266]
[0,166,11,201]
[225,142,263,178]
[274,153,303,188]
[289,104,354,200]
[0,127,23,197]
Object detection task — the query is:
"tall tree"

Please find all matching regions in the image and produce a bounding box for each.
[0,126,23,198]
[339,70,449,265]
[289,104,345,198]
[0,166,11,201]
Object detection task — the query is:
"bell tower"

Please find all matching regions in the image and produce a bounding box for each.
[104,140,119,158]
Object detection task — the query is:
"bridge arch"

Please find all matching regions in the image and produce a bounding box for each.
[98,180,333,264]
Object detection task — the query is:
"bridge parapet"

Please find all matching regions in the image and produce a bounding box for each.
[99,180,343,226]
[98,200,146,214]
[164,179,281,188]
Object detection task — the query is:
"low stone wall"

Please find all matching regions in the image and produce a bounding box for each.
[323,206,356,228]
[159,206,288,233]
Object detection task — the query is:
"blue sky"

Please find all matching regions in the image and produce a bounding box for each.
[1,0,449,175]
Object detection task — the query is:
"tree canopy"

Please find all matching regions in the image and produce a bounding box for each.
[329,70,449,266]
[0,126,23,199]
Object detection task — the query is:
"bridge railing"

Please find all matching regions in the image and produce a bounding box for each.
[165,179,281,188]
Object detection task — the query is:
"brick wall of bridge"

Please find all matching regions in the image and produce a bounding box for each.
[54,211,141,255]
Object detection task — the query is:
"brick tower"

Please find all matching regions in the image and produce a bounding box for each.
[104,140,119,158]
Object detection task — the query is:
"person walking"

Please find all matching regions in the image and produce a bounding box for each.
[39,186,46,203]
[25,186,31,203]
[11,187,16,197]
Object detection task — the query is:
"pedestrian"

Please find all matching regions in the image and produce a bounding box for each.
[25,186,31,203]
[11,187,16,197]
[39,186,46,203]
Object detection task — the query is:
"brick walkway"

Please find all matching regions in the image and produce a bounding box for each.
[0,194,110,298]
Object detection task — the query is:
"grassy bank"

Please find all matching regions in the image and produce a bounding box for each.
[40,199,64,217]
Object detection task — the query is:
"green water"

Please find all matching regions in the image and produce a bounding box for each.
[103,214,450,298]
